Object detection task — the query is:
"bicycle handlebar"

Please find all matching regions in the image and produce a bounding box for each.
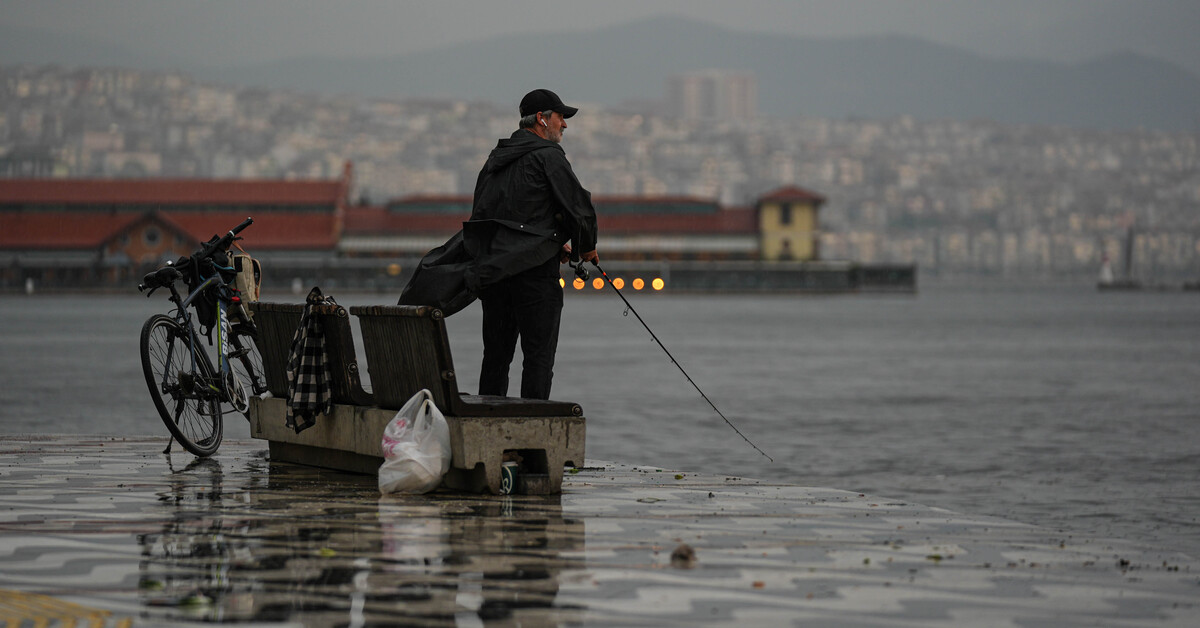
[137,217,253,297]
[198,216,254,260]
[231,216,254,236]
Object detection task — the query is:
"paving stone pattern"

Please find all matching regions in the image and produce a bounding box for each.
[0,436,1196,626]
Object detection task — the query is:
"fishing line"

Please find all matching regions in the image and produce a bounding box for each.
[575,261,774,462]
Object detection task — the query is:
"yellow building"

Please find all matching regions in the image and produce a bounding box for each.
[756,185,826,261]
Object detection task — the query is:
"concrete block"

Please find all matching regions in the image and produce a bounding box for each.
[249,397,585,494]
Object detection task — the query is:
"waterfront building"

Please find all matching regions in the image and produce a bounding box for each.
[0,165,351,289]
[1,170,912,293]
[756,185,826,261]
[341,194,759,262]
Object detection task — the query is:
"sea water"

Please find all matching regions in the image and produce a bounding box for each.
[2,282,1198,556]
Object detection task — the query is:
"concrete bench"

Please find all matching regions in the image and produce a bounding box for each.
[351,304,585,494]
[246,302,585,495]
[247,301,378,475]
[248,301,373,406]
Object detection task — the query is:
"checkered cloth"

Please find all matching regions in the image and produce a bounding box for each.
[285,287,335,434]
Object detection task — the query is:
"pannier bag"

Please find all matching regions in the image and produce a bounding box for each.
[232,253,261,322]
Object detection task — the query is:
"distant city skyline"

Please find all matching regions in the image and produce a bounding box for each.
[4,64,1198,279]
[667,70,758,121]
[2,0,1199,77]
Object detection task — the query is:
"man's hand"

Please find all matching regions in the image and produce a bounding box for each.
[560,243,598,265]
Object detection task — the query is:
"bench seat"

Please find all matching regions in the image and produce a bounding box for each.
[247,301,585,494]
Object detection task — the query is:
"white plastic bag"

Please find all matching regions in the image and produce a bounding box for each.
[378,389,451,494]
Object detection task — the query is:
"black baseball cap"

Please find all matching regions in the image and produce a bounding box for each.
[519,89,578,119]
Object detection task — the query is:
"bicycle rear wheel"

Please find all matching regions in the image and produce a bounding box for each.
[140,314,223,456]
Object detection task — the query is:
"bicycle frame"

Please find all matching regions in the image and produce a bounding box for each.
[139,216,256,456]
[165,273,239,404]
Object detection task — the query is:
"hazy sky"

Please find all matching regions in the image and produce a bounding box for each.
[3,0,1199,75]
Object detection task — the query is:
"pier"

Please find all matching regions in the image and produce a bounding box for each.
[1,435,1195,626]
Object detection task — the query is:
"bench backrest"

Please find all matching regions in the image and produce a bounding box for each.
[349,305,459,411]
[247,302,302,398]
[248,301,373,406]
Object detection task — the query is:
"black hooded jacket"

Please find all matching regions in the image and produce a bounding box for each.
[398,129,598,315]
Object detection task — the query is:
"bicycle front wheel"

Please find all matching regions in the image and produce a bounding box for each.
[140,314,223,456]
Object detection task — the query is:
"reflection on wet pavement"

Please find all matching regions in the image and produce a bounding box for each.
[141,459,582,625]
[2,437,580,626]
[1,436,1196,626]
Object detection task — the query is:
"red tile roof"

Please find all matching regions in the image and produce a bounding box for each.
[757,185,826,204]
[602,207,756,234]
[1,210,338,250]
[387,194,474,206]
[0,213,140,249]
[386,193,722,211]
[1,177,347,250]
[348,195,757,236]
[165,212,339,250]
[344,205,464,234]
[0,178,346,205]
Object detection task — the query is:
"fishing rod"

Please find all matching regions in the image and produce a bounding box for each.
[572,261,773,462]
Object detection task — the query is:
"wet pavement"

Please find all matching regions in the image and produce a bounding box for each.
[1,435,1197,627]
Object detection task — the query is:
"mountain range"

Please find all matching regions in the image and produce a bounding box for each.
[3,15,1198,130]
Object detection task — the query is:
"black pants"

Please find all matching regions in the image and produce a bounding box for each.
[478,259,563,400]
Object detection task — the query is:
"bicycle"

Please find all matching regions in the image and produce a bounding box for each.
[137,217,266,457]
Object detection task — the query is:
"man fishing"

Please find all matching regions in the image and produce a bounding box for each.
[399,88,598,400]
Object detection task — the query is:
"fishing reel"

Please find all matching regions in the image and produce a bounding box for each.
[570,260,589,281]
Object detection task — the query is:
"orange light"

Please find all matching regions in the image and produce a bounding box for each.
[652,278,665,291]
[558,278,565,288]
[592,277,604,290]
[632,278,645,290]
[612,277,625,290]
[573,278,585,289]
